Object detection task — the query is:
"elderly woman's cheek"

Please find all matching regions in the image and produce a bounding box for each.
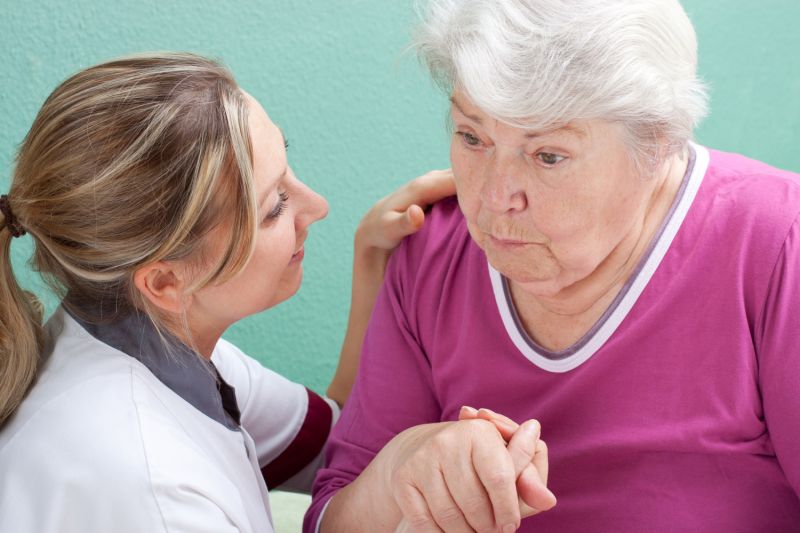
[451,159,481,212]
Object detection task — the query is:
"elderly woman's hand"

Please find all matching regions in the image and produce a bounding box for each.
[458,407,555,519]
[385,414,555,533]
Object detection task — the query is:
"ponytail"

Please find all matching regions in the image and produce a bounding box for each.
[0,227,44,426]
[0,53,256,425]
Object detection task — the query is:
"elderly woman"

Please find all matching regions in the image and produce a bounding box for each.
[308,0,800,531]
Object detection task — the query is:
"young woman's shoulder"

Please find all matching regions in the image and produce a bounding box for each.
[0,352,167,531]
[0,311,250,532]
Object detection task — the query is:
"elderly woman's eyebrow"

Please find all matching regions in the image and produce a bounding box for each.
[526,123,587,139]
[449,96,483,124]
[450,95,586,140]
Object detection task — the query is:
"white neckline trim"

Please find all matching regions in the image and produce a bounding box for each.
[489,143,710,373]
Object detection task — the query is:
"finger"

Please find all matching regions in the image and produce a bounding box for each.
[396,169,456,209]
[518,467,557,515]
[458,406,479,420]
[476,408,519,442]
[394,519,418,533]
[533,439,549,486]
[440,446,497,533]
[476,408,518,431]
[405,204,425,231]
[470,428,522,532]
[418,468,474,532]
[379,203,427,245]
[505,419,539,476]
[516,441,557,514]
[459,407,515,442]
[395,484,446,533]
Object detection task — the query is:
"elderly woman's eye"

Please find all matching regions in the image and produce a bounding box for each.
[537,152,565,165]
[457,132,481,147]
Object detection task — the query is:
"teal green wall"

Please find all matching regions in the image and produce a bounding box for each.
[2,1,798,394]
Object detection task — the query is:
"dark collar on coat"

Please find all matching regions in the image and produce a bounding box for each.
[64,302,241,431]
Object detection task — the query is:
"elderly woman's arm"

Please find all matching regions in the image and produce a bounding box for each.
[758,217,800,494]
[326,170,455,407]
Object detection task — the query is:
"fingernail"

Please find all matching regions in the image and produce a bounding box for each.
[522,419,541,438]
[503,524,517,533]
[460,405,478,415]
[477,407,496,417]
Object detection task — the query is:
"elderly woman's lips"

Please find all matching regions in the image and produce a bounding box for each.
[489,235,531,248]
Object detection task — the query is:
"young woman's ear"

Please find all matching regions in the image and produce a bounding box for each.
[132,261,191,314]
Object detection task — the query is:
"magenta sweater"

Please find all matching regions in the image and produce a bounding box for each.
[308,145,800,532]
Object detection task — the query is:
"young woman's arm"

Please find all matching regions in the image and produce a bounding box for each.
[326,170,455,407]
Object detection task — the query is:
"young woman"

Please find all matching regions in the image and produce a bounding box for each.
[0,52,479,532]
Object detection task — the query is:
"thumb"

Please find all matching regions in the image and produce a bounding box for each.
[506,419,540,477]
[404,204,425,232]
[381,204,424,243]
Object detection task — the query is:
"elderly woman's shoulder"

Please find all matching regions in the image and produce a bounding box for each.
[706,148,800,220]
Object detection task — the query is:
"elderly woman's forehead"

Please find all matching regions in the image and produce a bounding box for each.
[451,91,590,138]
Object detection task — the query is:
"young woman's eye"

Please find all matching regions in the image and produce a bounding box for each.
[537,152,566,166]
[456,131,482,147]
[266,191,289,221]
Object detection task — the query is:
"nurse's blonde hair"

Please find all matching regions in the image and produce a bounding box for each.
[0,53,258,425]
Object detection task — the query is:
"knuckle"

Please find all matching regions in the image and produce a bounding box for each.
[462,418,494,434]
[485,469,515,490]
[431,505,462,526]
[406,179,424,195]
[473,518,496,533]
[462,493,490,514]
[406,512,434,530]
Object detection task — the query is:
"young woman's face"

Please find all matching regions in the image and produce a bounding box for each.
[189,93,328,332]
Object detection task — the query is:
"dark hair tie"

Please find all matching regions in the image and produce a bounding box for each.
[0,195,27,238]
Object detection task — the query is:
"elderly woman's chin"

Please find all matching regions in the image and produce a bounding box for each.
[485,249,568,295]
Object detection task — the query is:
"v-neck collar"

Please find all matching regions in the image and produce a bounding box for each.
[489,143,709,372]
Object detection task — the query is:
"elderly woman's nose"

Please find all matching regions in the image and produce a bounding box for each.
[479,156,527,213]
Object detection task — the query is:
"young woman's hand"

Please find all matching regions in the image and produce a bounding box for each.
[354,169,455,255]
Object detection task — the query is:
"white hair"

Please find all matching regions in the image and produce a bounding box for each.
[413,0,709,170]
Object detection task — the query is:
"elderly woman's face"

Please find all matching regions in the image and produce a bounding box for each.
[450,91,654,296]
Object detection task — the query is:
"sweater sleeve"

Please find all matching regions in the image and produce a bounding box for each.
[757,214,800,495]
[304,235,443,533]
[212,341,338,492]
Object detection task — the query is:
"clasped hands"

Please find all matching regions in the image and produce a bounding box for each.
[387,407,556,533]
